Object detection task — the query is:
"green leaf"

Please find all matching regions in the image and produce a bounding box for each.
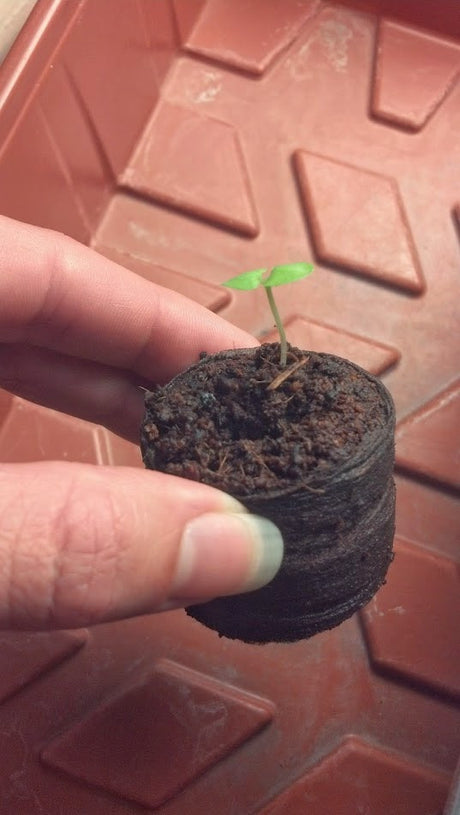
[222,268,267,291]
[263,263,313,288]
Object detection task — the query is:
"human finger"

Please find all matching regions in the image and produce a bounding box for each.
[0,216,258,384]
[0,462,283,629]
[0,343,145,442]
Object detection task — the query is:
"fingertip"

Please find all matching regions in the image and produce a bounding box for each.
[168,511,284,604]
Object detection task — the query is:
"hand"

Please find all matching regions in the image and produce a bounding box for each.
[0,216,283,630]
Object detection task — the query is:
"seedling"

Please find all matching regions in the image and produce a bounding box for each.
[223,263,313,367]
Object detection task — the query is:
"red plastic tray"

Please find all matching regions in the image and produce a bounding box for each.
[0,1,458,812]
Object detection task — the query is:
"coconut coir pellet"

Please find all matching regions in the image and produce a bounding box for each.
[141,344,395,643]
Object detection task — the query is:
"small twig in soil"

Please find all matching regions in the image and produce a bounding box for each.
[217,450,229,475]
[301,482,326,495]
[266,357,309,392]
[241,441,272,473]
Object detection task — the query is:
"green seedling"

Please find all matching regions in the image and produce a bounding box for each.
[223,263,313,367]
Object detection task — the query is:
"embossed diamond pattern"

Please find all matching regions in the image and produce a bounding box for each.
[174,0,320,75]
[372,19,460,131]
[42,659,274,809]
[120,101,259,236]
[294,151,425,293]
[396,382,460,492]
[263,736,450,815]
[361,539,460,701]
[0,630,86,704]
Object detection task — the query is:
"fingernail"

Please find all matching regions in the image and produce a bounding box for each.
[171,512,284,601]
[237,515,285,592]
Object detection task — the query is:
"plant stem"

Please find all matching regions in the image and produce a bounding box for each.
[265,286,287,367]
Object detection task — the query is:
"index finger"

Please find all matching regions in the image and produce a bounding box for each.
[0,216,257,383]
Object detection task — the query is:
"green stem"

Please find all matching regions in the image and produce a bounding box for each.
[265,286,287,367]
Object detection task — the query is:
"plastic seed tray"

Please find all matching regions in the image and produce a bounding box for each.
[0,1,459,812]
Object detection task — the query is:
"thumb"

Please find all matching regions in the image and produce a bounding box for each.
[0,462,283,629]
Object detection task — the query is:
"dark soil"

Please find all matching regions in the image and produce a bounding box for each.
[142,343,388,496]
[141,343,395,644]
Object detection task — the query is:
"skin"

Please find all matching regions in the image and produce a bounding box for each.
[0,215,274,630]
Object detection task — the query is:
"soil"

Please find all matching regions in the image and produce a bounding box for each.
[142,343,388,495]
[141,343,396,644]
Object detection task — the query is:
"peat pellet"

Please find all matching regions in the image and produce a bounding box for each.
[141,344,396,644]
